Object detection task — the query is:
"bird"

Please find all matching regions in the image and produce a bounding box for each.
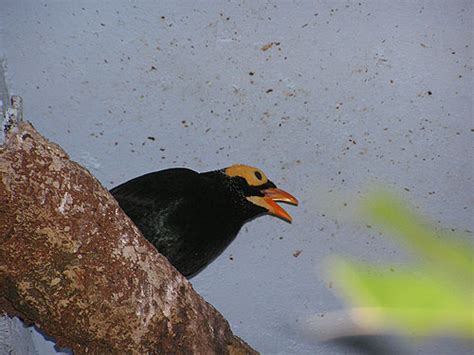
[110,164,298,278]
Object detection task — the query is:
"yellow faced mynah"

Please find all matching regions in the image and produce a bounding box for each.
[111,164,298,278]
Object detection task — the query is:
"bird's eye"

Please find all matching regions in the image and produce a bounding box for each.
[254,171,263,180]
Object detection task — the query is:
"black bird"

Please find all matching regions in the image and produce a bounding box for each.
[110,164,298,278]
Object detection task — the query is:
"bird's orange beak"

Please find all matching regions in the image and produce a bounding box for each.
[247,187,298,223]
[263,187,299,222]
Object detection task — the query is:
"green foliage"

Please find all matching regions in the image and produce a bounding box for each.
[331,191,474,338]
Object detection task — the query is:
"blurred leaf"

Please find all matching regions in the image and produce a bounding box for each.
[330,191,474,338]
[362,191,473,279]
[332,260,474,338]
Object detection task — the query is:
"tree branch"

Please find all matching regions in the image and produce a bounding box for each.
[0,99,256,354]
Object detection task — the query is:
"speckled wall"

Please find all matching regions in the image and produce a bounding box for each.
[1,1,472,353]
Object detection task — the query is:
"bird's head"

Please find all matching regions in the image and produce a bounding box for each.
[222,164,298,223]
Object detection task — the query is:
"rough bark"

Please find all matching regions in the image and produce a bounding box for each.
[0,108,257,354]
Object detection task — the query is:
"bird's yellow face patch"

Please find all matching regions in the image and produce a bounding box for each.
[224,164,269,187]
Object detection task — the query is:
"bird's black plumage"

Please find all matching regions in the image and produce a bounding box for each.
[110,165,297,278]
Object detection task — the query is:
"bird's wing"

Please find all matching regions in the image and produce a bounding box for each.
[111,168,197,197]
[110,168,203,215]
[109,168,216,261]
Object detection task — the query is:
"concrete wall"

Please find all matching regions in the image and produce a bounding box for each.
[1,1,472,353]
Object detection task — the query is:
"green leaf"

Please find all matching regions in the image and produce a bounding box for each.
[332,260,474,337]
[362,191,473,279]
[330,191,474,338]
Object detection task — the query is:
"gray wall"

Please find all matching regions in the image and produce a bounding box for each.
[1,1,472,354]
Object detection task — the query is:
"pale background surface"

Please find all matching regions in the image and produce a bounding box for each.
[0,1,472,353]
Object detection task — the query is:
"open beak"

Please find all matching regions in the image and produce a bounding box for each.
[246,187,298,223]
